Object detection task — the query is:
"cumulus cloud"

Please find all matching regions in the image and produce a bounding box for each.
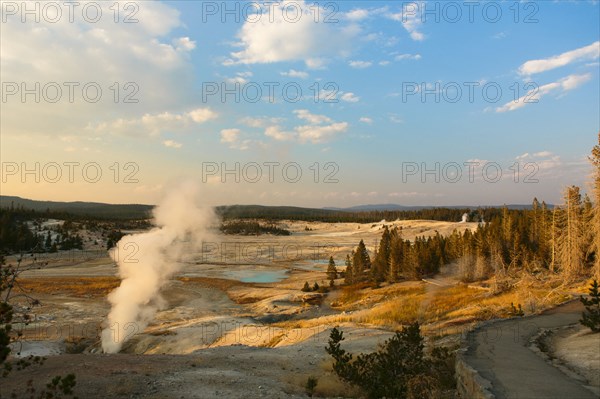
[395,53,422,61]
[280,69,309,79]
[219,128,250,150]
[88,108,218,137]
[220,128,240,144]
[349,60,373,69]
[225,0,361,68]
[173,37,196,51]
[340,92,360,103]
[294,109,332,124]
[163,140,182,149]
[263,109,348,144]
[239,116,284,128]
[345,9,370,21]
[387,3,425,41]
[496,73,592,112]
[1,1,198,138]
[359,117,373,124]
[518,41,600,76]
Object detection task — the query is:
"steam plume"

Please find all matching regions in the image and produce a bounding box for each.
[101,182,216,353]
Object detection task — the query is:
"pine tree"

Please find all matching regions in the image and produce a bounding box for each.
[301,281,311,292]
[388,228,404,282]
[580,279,600,332]
[326,256,338,282]
[372,227,391,283]
[344,254,353,285]
[352,240,371,282]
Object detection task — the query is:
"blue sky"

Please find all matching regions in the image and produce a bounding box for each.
[1,1,598,207]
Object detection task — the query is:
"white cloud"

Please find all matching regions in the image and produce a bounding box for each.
[263,109,348,144]
[173,37,196,51]
[496,73,592,112]
[88,108,218,137]
[280,69,309,79]
[305,58,327,69]
[239,116,284,128]
[340,92,360,103]
[219,128,250,150]
[359,117,373,124]
[294,109,332,124]
[346,9,370,21]
[389,114,404,123]
[1,1,198,138]
[296,122,348,144]
[513,152,563,177]
[265,126,295,142]
[349,60,373,69]
[388,4,425,41]
[163,140,182,149]
[226,76,249,84]
[188,108,219,123]
[226,0,361,68]
[518,41,600,75]
[379,61,391,66]
[395,53,422,61]
[220,128,241,144]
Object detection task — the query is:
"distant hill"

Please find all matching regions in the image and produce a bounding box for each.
[0,196,545,221]
[0,196,153,219]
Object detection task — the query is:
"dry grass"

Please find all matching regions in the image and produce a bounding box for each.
[283,369,360,398]
[280,274,581,334]
[16,277,120,298]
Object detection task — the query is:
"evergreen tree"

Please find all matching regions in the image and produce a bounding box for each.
[326,323,436,399]
[301,281,311,292]
[344,254,353,284]
[351,240,371,282]
[372,226,391,283]
[580,279,600,332]
[326,256,338,282]
[388,228,404,282]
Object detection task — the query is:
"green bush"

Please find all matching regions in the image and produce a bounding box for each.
[580,279,600,332]
[326,322,454,399]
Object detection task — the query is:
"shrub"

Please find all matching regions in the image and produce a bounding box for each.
[580,279,600,332]
[305,376,318,397]
[326,322,454,399]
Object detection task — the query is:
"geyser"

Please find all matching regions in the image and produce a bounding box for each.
[101,182,216,353]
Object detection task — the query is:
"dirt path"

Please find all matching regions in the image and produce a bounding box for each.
[463,300,599,399]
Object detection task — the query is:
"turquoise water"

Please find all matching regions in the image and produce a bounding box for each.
[223,269,288,283]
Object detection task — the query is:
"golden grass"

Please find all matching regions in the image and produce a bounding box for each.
[280,275,581,334]
[283,370,360,398]
[16,277,120,298]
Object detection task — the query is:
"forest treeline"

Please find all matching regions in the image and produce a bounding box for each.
[220,220,291,235]
[342,135,600,284]
[218,205,495,223]
[0,206,149,254]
